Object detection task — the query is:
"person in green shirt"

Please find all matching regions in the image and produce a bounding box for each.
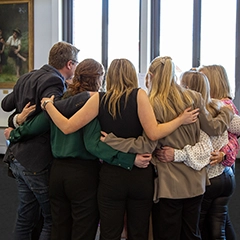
[4,58,151,240]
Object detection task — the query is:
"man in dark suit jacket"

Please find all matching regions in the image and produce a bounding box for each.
[1,41,79,240]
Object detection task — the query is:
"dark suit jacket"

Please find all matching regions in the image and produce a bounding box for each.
[1,64,66,172]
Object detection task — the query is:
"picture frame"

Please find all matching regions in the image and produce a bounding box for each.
[0,0,34,88]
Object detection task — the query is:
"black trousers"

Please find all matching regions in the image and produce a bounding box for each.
[200,167,236,240]
[152,195,203,240]
[98,162,154,240]
[49,158,100,240]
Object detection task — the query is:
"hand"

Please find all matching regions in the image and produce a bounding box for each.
[100,131,108,142]
[154,146,174,163]
[210,150,223,166]
[222,104,234,113]
[17,102,36,125]
[180,107,199,125]
[134,153,152,168]
[41,95,55,110]
[4,127,14,139]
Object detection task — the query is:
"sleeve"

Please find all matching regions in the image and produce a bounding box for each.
[103,131,157,154]
[1,91,15,112]
[174,130,213,170]
[55,92,90,117]
[8,112,50,143]
[220,132,239,167]
[6,36,11,45]
[197,94,233,136]
[39,75,66,101]
[228,114,240,137]
[83,118,136,170]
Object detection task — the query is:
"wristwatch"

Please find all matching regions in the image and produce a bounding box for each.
[42,99,53,110]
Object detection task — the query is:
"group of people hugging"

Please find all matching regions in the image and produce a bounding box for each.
[2,40,239,240]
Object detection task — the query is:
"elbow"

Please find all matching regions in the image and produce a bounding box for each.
[147,133,159,141]
[61,126,73,135]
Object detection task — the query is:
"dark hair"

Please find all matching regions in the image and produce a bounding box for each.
[66,58,105,96]
[48,41,79,69]
[13,28,21,37]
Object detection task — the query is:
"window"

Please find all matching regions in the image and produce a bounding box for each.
[108,0,140,72]
[70,0,238,95]
[159,0,193,78]
[201,0,236,94]
[72,0,102,63]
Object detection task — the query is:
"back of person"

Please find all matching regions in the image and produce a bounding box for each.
[1,64,65,116]
[98,89,142,138]
[152,89,210,199]
[1,41,79,240]
[1,65,65,172]
[96,60,154,240]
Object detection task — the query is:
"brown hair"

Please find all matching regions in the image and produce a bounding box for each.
[198,64,232,99]
[180,70,222,117]
[48,41,79,69]
[66,58,104,96]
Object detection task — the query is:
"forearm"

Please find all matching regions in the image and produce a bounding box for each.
[104,131,157,154]
[44,101,73,134]
[174,130,213,170]
[228,114,240,137]
[83,118,135,170]
[43,93,98,134]
[220,133,239,167]
[153,117,183,141]
[9,112,50,143]
[16,45,21,52]
[200,105,233,136]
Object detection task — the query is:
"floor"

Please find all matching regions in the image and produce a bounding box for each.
[0,156,239,239]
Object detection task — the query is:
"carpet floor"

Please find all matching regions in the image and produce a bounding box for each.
[0,156,239,239]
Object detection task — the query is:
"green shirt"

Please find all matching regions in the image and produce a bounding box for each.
[9,112,136,170]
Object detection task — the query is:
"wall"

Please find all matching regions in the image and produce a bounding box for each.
[0,0,61,153]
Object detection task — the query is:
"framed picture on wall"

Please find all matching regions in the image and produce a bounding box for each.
[0,0,33,88]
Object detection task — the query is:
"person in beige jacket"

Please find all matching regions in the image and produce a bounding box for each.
[101,56,233,240]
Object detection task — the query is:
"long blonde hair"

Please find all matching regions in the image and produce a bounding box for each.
[198,64,232,99]
[180,71,222,117]
[103,58,138,118]
[147,56,194,119]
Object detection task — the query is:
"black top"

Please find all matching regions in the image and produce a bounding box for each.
[98,88,142,138]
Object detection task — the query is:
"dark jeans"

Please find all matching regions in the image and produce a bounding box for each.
[200,167,236,240]
[98,163,154,240]
[152,195,203,240]
[10,159,52,240]
[49,158,100,240]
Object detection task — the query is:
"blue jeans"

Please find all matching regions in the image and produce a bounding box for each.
[10,159,52,240]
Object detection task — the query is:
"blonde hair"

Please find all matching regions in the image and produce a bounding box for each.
[198,64,232,99]
[147,56,194,119]
[103,58,138,118]
[180,70,223,117]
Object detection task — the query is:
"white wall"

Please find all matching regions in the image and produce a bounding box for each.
[0,0,62,153]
